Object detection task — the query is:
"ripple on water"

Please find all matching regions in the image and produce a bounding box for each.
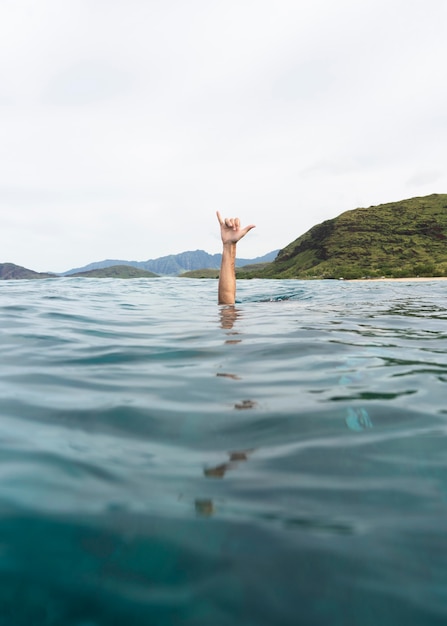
[0,278,446,624]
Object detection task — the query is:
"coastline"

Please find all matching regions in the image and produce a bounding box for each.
[351,276,447,282]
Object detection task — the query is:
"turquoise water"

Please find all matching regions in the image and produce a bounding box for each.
[0,277,446,625]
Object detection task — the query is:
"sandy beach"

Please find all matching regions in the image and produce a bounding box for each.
[354,276,447,282]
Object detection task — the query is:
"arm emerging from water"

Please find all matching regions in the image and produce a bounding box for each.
[216,211,255,305]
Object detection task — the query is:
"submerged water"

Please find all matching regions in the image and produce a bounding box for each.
[0,277,446,625]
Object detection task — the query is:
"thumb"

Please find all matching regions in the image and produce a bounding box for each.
[241,224,256,236]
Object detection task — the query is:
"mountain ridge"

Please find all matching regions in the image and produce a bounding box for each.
[0,249,278,280]
[63,249,279,276]
[0,263,56,280]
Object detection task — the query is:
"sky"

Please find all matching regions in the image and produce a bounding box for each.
[1,0,446,273]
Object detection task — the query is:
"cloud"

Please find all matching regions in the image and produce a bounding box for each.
[44,61,133,105]
[406,171,443,188]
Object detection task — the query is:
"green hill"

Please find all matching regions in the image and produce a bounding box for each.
[0,263,55,280]
[180,268,220,278]
[256,194,447,279]
[70,265,158,278]
[181,262,272,279]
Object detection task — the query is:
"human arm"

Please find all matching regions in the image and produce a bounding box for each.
[216,211,255,305]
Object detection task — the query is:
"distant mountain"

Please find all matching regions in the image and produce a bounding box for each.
[0,250,278,281]
[182,261,273,279]
[249,194,447,279]
[0,263,55,280]
[70,265,158,278]
[64,249,279,276]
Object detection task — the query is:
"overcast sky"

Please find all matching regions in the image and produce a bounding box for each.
[1,0,446,272]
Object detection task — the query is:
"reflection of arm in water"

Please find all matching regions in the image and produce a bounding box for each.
[216,211,255,305]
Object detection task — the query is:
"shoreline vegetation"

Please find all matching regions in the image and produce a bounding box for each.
[2,194,446,281]
[352,276,447,282]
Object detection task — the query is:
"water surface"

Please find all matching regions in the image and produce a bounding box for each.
[0,277,446,625]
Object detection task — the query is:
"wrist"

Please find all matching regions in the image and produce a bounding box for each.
[222,242,237,253]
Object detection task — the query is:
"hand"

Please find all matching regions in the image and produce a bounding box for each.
[216,211,255,245]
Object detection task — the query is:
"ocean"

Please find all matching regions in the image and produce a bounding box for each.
[0,276,446,625]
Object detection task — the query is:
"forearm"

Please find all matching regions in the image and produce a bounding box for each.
[218,243,237,305]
